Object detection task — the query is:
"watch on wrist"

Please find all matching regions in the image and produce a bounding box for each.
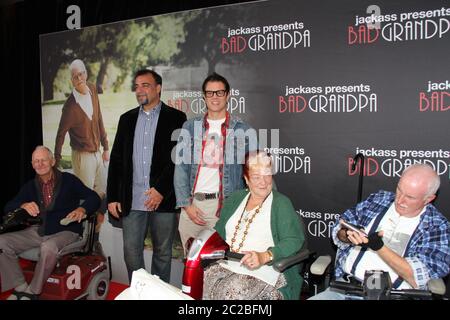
[266,249,274,263]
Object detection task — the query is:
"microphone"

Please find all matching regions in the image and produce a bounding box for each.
[351,153,365,203]
[351,153,364,172]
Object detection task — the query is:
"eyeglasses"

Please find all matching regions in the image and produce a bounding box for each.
[71,70,86,81]
[204,90,227,98]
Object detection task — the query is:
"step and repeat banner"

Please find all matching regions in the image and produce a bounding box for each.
[40,0,449,256]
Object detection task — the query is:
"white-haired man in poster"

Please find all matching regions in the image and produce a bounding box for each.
[54,59,109,201]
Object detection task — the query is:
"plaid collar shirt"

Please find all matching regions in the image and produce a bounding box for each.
[38,172,56,209]
[332,190,450,289]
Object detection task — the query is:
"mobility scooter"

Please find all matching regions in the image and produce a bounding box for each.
[0,208,110,300]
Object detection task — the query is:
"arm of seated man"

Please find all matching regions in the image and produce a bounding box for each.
[347,230,417,288]
[64,207,87,223]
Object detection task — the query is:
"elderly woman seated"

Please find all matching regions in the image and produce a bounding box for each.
[202,150,305,300]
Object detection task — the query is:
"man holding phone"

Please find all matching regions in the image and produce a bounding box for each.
[311,164,450,299]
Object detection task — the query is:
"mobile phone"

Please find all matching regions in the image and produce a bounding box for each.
[339,219,368,237]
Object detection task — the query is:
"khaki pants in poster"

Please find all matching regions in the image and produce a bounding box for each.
[71,149,106,198]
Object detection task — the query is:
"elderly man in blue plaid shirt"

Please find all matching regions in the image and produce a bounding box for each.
[311,163,450,300]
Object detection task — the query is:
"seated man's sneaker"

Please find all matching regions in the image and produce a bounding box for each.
[6,282,28,300]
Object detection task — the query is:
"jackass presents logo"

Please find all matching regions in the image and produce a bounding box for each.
[222,20,310,54]
[348,147,450,179]
[348,5,450,45]
[297,208,340,239]
[264,146,311,174]
[419,80,450,112]
[279,83,377,113]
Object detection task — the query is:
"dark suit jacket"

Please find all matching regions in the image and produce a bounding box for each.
[107,102,187,215]
[4,171,100,235]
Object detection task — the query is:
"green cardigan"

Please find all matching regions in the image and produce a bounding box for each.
[214,189,305,300]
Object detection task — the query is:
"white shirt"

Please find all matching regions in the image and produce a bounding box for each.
[220,192,281,286]
[194,118,225,193]
[72,87,93,120]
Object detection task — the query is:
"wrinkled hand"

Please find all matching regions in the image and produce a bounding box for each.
[108,202,122,218]
[20,202,40,217]
[184,204,206,225]
[65,207,86,223]
[102,150,110,163]
[240,251,267,270]
[144,188,164,211]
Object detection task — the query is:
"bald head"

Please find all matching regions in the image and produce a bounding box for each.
[401,164,440,197]
[31,145,56,181]
[395,164,440,217]
[32,145,54,160]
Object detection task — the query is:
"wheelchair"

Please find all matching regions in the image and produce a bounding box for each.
[0,211,110,300]
[307,254,447,300]
[181,228,313,300]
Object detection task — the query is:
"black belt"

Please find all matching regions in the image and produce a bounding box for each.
[193,192,219,201]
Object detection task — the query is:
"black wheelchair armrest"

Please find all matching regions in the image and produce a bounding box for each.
[273,249,312,272]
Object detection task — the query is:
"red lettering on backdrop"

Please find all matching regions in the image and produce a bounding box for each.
[419,92,450,112]
[348,25,379,44]
[279,95,307,113]
[348,157,378,176]
[167,99,188,113]
[221,36,247,54]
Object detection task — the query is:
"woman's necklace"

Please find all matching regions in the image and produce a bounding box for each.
[230,192,270,252]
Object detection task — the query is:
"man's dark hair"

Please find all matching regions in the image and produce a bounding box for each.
[133,69,162,88]
[202,72,230,93]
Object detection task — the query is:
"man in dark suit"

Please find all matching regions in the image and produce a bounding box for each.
[107,69,186,283]
[1,146,100,300]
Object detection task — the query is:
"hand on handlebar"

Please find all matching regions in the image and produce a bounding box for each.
[20,202,40,217]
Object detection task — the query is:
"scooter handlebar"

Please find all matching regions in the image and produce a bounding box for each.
[226,251,245,261]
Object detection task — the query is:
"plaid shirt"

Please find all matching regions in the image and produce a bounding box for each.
[332,190,450,289]
[38,172,56,209]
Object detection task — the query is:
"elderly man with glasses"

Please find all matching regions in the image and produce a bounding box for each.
[54,59,109,202]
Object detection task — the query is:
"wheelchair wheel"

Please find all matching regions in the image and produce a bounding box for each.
[86,270,110,300]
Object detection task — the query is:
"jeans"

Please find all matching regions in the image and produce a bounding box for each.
[122,210,177,283]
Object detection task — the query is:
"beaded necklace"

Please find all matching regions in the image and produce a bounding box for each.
[230,192,271,252]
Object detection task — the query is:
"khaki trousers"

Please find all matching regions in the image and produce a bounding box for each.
[0,226,79,294]
[71,149,106,198]
[178,198,219,256]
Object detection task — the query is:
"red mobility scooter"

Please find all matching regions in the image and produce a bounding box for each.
[0,209,110,300]
[181,228,311,299]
